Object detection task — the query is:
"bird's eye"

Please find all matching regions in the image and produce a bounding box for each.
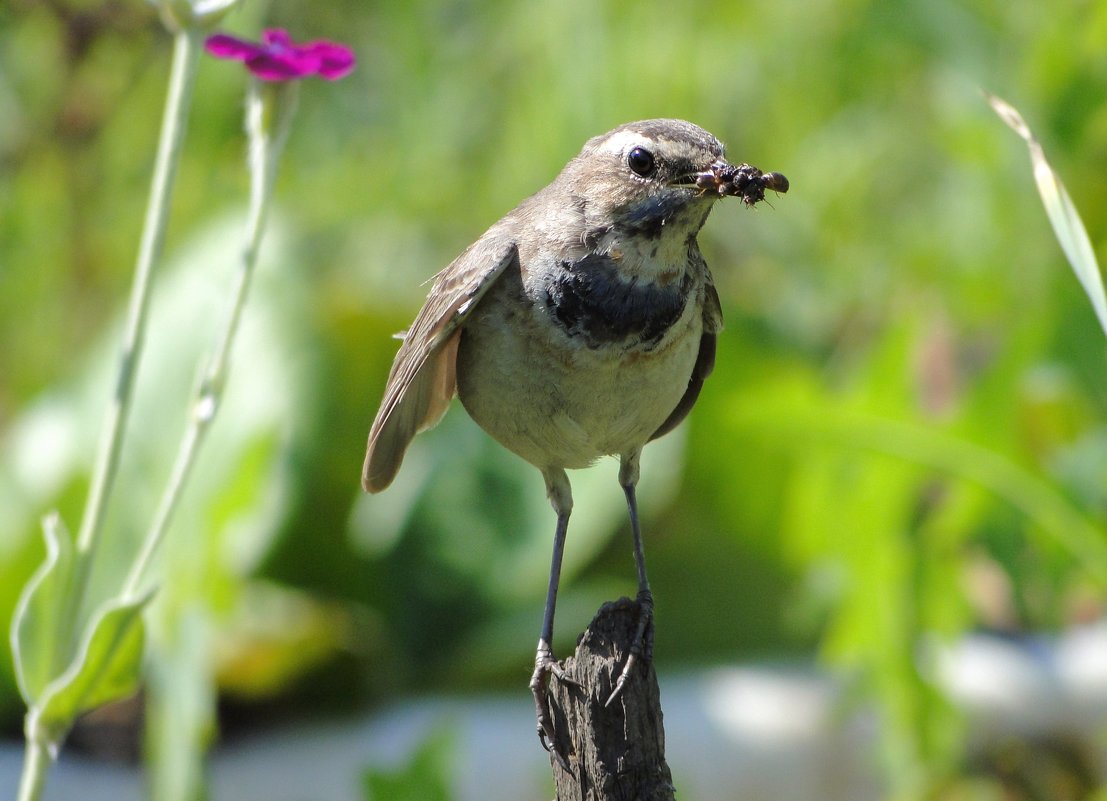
[627,146,656,177]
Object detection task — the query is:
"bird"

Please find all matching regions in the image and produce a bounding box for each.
[361,118,787,755]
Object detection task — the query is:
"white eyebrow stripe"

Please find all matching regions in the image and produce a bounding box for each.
[597,129,658,156]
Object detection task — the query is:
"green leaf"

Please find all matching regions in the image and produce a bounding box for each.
[28,590,152,753]
[735,399,1107,585]
[12,514,152,753]
[362,725,455,801]
[987,92,1107,339]
[10,512,77,707]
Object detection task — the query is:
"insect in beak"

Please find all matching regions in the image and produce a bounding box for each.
[690,161,789,206]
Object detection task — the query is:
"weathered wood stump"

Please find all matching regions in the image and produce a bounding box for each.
[545,597,675,801]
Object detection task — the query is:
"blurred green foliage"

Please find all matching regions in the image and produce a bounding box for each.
[2,0,1107,797]
[361,724,455,801]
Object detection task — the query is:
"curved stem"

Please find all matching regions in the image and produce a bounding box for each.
[122,79,293,597]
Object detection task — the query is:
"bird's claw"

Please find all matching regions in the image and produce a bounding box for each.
[531,645,575,772]
[605,590,654,707]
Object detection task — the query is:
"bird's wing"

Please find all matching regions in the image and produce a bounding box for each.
[648,276,723,442]
[362,237,519,492]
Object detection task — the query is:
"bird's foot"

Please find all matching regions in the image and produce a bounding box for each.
[530,643,577,771]
[605,589,654,707]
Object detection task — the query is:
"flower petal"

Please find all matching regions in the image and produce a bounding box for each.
[206,28,355,82]
[303,42,356,80]
[261,29,294,49]
[204,33,263,62]
[245,51,320,81]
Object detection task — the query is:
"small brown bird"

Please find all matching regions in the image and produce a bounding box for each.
[362,119,786,753]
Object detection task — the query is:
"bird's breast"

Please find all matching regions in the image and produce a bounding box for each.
[540,254,692,350]
[455,253,705,470]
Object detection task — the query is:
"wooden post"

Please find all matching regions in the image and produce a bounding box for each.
[545,597,675,801]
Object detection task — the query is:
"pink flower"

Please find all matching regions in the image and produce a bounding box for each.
[205,29,355,81]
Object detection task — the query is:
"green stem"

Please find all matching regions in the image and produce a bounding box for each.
[16,30,203,801]
[70,28,203,596]
[15,737,49,801]
[122,79,293,597]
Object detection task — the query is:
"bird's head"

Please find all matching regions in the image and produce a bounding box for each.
[561,119,786,241]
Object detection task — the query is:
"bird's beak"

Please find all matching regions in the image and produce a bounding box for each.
[688,160,789,207]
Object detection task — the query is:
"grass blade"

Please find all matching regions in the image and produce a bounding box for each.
[987,92,1107,339]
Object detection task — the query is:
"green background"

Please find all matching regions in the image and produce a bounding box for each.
[2,1,1106,798]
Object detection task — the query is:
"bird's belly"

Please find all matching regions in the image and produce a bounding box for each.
[455,296,701,471]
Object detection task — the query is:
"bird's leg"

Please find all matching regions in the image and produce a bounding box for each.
[531,469,576,762]
[607,452,654,707]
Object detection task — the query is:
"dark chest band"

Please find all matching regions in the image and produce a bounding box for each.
[543,254,691,349]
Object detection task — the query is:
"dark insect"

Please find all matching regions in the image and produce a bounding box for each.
[712,163,790,207]
[761,171,789,194]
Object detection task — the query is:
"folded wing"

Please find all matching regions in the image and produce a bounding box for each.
[362,238,518,492]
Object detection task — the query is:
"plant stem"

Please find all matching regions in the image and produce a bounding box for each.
[15,737,49,801]
[15,30,203,801]
[122,79,293,597]
[70,28,203,598]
